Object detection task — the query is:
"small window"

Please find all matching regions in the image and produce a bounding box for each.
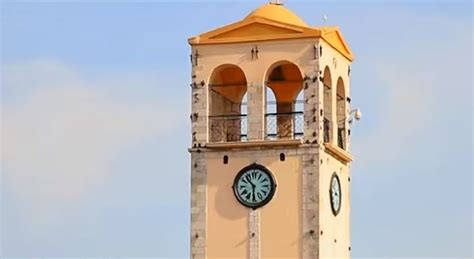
[223,155,229,164]
[279,153,285,161]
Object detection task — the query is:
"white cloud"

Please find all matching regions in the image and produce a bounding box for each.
[1,59,187,228]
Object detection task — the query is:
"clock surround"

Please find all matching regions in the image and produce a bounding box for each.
[330,172,342,216]
[232,164,276,209]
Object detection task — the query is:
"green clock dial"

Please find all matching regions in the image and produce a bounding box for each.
[233,164,276,209]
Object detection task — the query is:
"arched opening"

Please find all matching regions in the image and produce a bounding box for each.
[336,77,346,149]
[265,61,304,140]
[323,66,333,143]
[294,90,304,138]
[208,64,248,142]
[240,92,248,140]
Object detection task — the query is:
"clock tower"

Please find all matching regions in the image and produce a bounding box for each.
[188,3,356,258]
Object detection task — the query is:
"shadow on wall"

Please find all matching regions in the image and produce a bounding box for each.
[212,180,247,221]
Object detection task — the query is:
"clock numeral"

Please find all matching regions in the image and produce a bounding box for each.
[246,175,252,183]
[246,193,252,200]
[257,192,263,200]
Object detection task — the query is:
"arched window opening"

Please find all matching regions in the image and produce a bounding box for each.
[209,64,248,142]
[323,66,333,143]
[294,90,305,139]
[265,62,304,140]
[336,77,346,149]
[265,87,278,138]
[240,93,248,141]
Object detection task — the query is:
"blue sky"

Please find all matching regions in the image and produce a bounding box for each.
[1,0,472,258]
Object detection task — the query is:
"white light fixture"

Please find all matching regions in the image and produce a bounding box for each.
[348,108,362,124]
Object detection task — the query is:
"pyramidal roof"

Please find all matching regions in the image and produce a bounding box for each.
[188,3,354,61]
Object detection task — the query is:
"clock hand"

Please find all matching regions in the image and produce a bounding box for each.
[249,179,256,188]
[252,185,256,202]
[250,182,257,201]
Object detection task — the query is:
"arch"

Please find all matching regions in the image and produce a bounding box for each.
[294,89,305,139]
[336,77,347,149]
[208,64,248,142]
[209,64,248,114]
[265,60,304,103]
[323,66,333,143]
[295,89,304,113]
[264,61,304,140]
[323,66,332,89]
[240,92,249,140]
[266,87,277,114]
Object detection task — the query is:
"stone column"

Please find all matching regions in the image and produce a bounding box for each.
[247,82,264,141]
[302,63,321,144]
[191,64,208,146]
[249,209,260,259]
[301,150,320,258]
[302,62,321,258]
[190,152,207,259]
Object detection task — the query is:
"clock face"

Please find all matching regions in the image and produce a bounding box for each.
[330,173,342,216]
[233,164,276,209]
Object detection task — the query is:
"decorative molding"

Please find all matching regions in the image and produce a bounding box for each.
[323,143,353,163]
[204,139,302,149]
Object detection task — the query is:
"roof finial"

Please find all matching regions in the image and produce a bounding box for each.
[270,0,284,5]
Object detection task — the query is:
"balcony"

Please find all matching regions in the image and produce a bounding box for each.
[208,112,305,143]
[209,114,248,143]
[265,112,304,140]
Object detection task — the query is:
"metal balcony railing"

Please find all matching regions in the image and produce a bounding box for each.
[209,114,248,142]
[265,112,304,140]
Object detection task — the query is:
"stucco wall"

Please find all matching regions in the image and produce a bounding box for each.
[318,153,351,259]
[206,155,249,258]
[260,153,302,258]
[190,36,352,259]
[204,148,303,258]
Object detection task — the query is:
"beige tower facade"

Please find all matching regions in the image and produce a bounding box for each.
[188,3,355,258]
